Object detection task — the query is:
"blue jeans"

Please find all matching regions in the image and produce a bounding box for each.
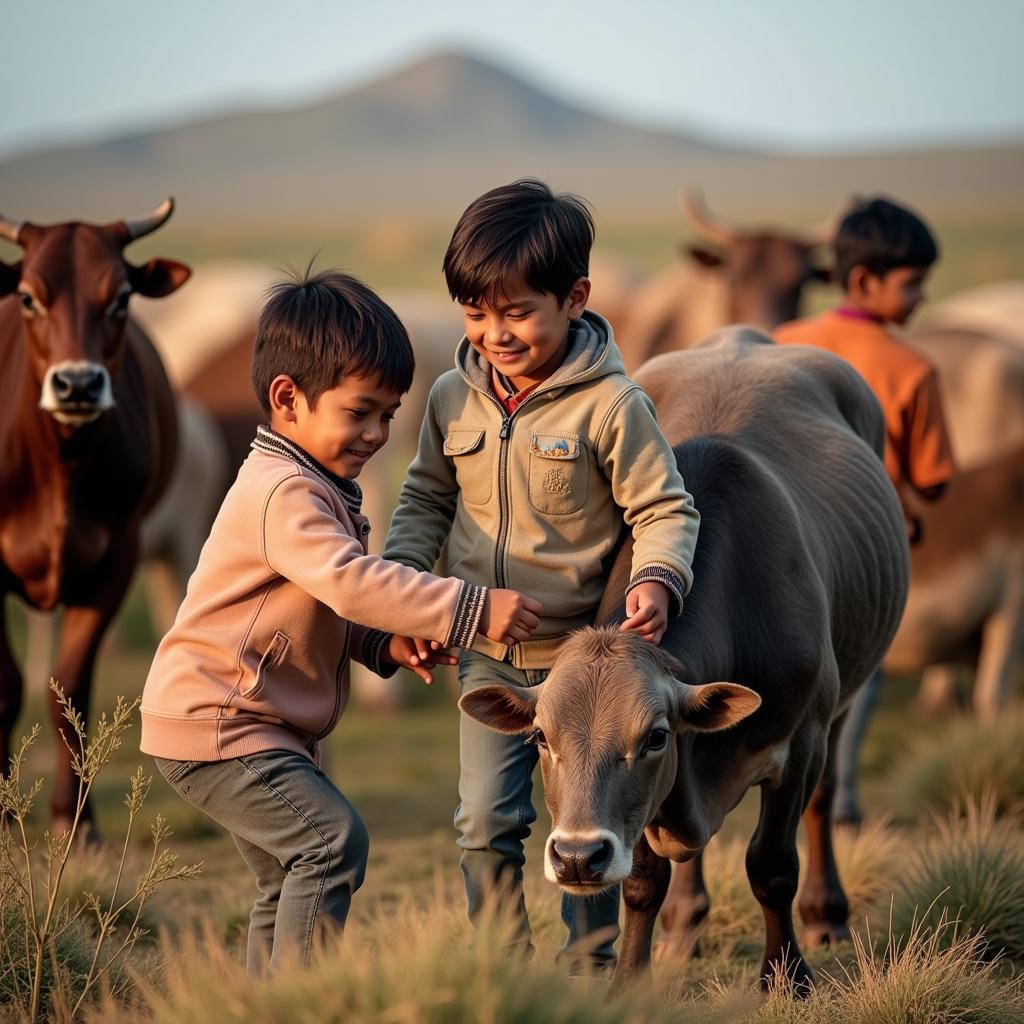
[456,650,620,969]
[834,669,883,823]
[155,749,369,974]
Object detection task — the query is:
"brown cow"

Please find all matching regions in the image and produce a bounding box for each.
[616,192,832,371]
[460,328,908,988]
[886,443,1024,714]
[0,200,189,832]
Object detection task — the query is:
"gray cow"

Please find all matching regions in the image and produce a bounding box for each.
[460,328,909,988]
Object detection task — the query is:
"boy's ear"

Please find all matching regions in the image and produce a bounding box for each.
[845,264,877,298]
[566,276,591,317]
[268,374,301,422]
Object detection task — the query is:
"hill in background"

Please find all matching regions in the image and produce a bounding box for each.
[1,50,1022,228]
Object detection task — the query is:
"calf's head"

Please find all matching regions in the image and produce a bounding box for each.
[0,199,190,427]
[459,627,760,894]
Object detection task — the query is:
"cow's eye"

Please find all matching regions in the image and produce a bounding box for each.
[19,291,36,314]
[642,728,669,755]
[527,728,548,751]
[110,292,131,318]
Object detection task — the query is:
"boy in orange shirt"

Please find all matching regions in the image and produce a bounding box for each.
[775,196,955,824]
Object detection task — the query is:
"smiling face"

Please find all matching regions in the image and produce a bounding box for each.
[270,372,402,479]
[460,277,590,391]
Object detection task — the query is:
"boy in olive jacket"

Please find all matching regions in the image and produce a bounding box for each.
[384,180,700,971]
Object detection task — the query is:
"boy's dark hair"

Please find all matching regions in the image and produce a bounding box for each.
[443,178,595,306]
[252,267,414,415]
[834,196,939,288]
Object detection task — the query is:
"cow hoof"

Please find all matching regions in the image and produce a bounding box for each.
[801,920,850,948]
[761,957,816,998]
[654,929,703,962]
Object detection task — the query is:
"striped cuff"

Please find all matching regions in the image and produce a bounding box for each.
[444,582,488,650]
[627,565,686,619]
[362,628,399,679]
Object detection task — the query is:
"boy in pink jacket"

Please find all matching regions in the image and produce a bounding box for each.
[141,269,541,973]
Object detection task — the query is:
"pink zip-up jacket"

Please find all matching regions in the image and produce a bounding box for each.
[140,427,486,763]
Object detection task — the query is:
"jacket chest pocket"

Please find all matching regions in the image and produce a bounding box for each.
[528,434,588,515]
[244,631,291,701]
[444,427,491,506]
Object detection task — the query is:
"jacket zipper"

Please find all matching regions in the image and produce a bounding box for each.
[495,413,513,588]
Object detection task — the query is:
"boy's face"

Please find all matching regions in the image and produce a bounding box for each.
[460,277,590,389]
[271,372,402,479]
[859,265,930,326]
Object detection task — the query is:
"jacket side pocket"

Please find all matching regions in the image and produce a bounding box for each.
[243,631,291,701]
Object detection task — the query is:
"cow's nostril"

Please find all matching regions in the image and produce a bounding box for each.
[52,372,74,400]
[587,839,613,875]
[83,370,105,400]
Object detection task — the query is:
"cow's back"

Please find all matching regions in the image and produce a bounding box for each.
[602,328,907,737]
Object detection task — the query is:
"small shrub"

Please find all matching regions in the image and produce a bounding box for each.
[887,797,1024,960]
[750,915,1024,1024]
[0,682,201,1022]
[894,710,1024,819]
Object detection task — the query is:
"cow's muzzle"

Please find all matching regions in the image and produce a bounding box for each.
[39,361,115,425]
[548,835,615,888]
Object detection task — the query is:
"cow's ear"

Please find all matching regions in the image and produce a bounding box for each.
[675,681,761,732]
[684,245,725,268]
[0,260,20,296]
[459,684,538,735]
[129,258,191,298]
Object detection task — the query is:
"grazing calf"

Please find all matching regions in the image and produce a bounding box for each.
[461,328,908,987]
[0,200,189,831]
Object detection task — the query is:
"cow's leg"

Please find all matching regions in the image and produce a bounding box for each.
[972,578,1024,719]
[654,854,710,960]
[0,593,26,772]
[615,832,671,983]
[48,539,137,836]
[799,714,850,948]
[914,664,963,717]
[746,731,825,995]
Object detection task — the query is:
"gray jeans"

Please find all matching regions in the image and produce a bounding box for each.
[155,749,368,974]
[456,650,620,969]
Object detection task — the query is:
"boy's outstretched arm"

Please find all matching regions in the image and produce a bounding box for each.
[599,387,700,641]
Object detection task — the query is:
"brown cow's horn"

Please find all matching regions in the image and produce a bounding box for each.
[122,197,175,242]
[679,189,736,247]
[797,206,843,248]
[0,214,24,245]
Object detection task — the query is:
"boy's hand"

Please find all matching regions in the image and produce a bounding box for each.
[620,581,670,645]
[479,590,543,647]
[385,635,458,686]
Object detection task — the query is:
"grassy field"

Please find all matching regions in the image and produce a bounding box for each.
[4,589,1023,1021]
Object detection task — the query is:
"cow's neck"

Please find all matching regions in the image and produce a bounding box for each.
[2,360,121,610]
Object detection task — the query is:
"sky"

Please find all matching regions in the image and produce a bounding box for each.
[2,0,1022,159]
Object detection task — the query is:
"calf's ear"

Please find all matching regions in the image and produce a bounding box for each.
[0,260,20,296]
[676,681,761,732]
[129,258,192,298]
[459,684,538,735]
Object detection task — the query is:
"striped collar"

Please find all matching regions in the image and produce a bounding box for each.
[251,425,363,515]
